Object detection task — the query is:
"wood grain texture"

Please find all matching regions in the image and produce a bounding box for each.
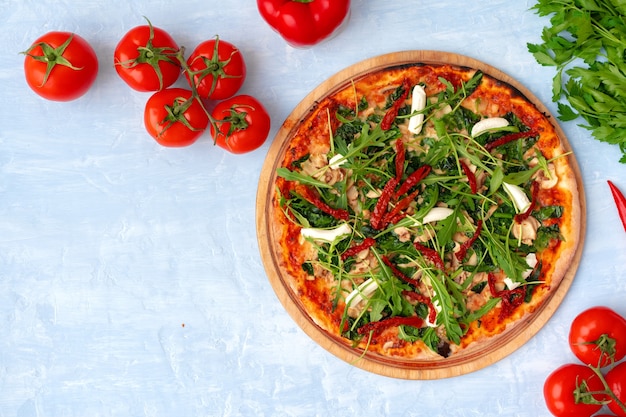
[256,51,586,379]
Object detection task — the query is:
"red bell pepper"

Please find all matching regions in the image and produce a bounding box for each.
[608,180,626,232]
[257,0,351,47]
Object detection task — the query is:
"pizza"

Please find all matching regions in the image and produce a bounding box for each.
[263,58,582,363]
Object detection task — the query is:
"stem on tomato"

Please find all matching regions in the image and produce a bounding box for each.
[174,46,221,135]
[221,105,253,135]
[21,34,83,87]
[114,17,180,91]
[587,364,626,413]
[174,45,252,145]
[157,95,203,138]
[186,35,242,99]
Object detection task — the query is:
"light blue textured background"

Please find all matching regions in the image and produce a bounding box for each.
[1,1,625,416]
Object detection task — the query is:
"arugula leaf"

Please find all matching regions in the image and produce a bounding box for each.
[426,271,463,345]
[276,167,332,189]
[463,297,501,325]
[528,0,626,163]
[436,205,459,249]
[399,326,441,352]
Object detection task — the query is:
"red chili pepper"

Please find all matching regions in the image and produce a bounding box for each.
[370,177,398,230]
[382,255,420,286]
[488,272,525,319]
[608,180,626,232]
[514,181,539,223]
[381,79,410,131]
[394,165,432,198]
[357,315,423,337]
[455,219,483,261]
[302,186,349,221]
[395,139,406,182]
[403,291,437,324]
[414,242,445,271]
[484,130,537,151]
[256,0,351,48]
[341,237,376,261]
[459,160,477,194]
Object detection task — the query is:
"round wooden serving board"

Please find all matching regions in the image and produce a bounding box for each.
[256,51,586,379]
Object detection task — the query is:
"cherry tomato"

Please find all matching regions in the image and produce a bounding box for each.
[144,88,209,147]
[185,37,246,100]
[114,20,180,92]
[210,95,271,154]
[22,32,98,101]
[606,361,626,417]
[543,363,606,417]
[569,306,626,368]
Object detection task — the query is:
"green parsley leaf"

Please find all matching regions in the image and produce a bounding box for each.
[529,0,626,163]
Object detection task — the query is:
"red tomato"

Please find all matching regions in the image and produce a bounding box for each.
[114,21,180,92]
[569,306,626,368]
[606,361,626,417]
[543,363,606,417]
[185,37,246,100]
[210,95,271,154]
[22,32,98,101]
[144,88,209,147]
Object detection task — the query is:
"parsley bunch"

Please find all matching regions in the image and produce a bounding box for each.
[527,0,626,163]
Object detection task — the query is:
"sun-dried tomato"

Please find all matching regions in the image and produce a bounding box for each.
[488,272,526,319]
[514,181,539,223]
[484,130,537,151]
[414,242,445,271]
[370,177,398,230]
[382,255,419,287]
[395,139,406,182]
[380,79,410,131]
[455,219,483,261]
[459,160,477,194]
[403,291,437,324]
[382,189,420,225]
[394,165,431,198]
[301,186,349,221]
[357,315,423,337]
[341,237,376,261]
